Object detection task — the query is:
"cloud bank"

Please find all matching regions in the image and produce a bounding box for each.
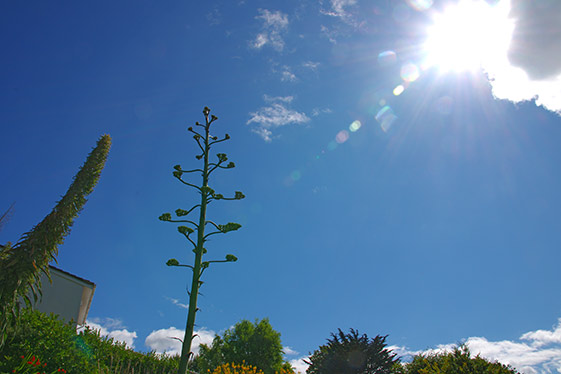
[84,317,138,349]
[484,0,561,114]
[394,318,561,374]
[145,327,216,356]
[247,95,310,142]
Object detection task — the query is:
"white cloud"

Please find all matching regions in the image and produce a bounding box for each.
[396,318,561,374]
[283,346,299,355]
[280,66,297,82]
[302,61,320,71]
[320,0,357,19]
[320,25,338,44]
[311,107,333,117]
[83,318,138,349]
[166,296,188,309]
[145,327,216,356]
[289,356,310,374]
[247,96,310,142]
[482,0,561,114]
[251,9,289,52]
[521,321,561,347]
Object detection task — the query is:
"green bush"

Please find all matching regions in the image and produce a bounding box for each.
[404,345,519,374]
[0,308,179,374]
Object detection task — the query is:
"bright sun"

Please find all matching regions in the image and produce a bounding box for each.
[424,0,514,72]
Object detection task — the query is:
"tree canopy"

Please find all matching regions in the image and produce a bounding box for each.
[306,329,398,374]
[194,318,291,374]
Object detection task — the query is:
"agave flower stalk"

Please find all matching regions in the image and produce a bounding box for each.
[159,107,244,374]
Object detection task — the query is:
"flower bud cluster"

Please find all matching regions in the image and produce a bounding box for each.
[178,226,194,235]
[159,213,172,221]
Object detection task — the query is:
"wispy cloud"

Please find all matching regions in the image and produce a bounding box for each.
[145,327,216,356]
[319,25,338,44]
[483,0,561,114]
[251,9,289,52]
[394,318,561,374]
[247,96,310,142]
[320,0,357,19]
[302,61,321,71]
[311,107,332,117]
[280,66,297,82]
[83,317,138,349]
[165,296,188,309]
[283,346,299,355]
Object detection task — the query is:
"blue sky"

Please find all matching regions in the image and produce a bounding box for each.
[1,0,561,373]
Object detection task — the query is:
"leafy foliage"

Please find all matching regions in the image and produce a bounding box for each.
[0,134,111,350]
[404,345,519,374]
[160,107,245,374]
[306,329,398,374]
[0,308,94,374]
[194,319,291,374]
[0,308,180,374]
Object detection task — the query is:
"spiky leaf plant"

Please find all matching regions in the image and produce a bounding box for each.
[0,134,111,349]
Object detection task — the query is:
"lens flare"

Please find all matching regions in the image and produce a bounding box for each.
[393,85,405,96]
[349,120,362,132]
[401,63,420,82]
[378,51,397,67]
[327,141,338,151]
[335,130,350,144]
[291,170,301,181]
[375,106,398,132]
[406,0,433,11]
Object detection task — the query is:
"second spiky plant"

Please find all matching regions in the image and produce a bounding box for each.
[159,107,244,374]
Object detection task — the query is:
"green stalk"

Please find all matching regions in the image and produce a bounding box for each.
[178,114,211,374]
[161,107,243,374]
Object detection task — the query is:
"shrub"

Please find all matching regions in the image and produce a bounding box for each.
[0,308,180,374]
[404,345,519,374]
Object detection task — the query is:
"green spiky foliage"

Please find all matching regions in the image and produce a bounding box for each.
[0,134,111,350]
[306,329,398,374]
[159,107,244,374]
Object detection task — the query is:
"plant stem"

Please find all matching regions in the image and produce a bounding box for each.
[177,115,211,374]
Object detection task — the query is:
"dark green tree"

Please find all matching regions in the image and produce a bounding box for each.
[404,345,519,374]
[159,107,244,374]
[0,134,111,350]
[306,329,398,374]
[194,318,290,374]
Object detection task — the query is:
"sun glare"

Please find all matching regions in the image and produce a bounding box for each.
[424,0,514,72]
